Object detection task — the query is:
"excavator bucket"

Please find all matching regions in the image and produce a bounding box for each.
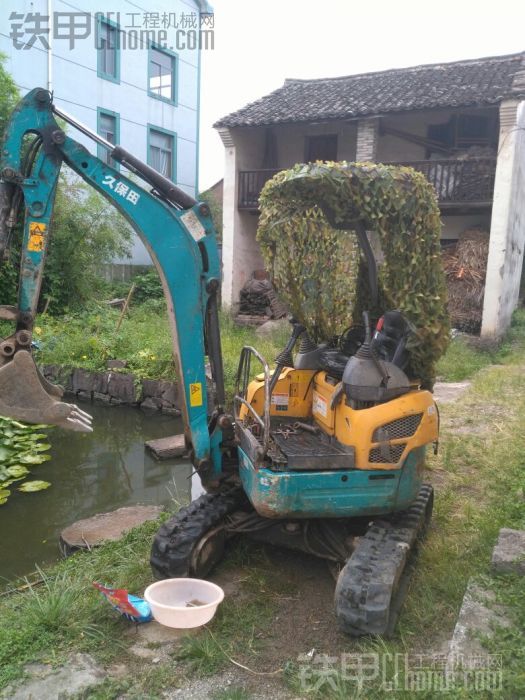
[0,350,92,432]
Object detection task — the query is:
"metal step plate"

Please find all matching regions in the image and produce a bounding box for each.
[271,427,354,470]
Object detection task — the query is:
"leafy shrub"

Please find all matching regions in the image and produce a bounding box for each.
[41,175,133,312]
[132,269,164,303]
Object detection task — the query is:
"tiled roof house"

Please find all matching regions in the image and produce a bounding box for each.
[215,52,525,338]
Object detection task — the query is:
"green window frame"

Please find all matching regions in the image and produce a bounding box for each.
[96,16,120,84]
[97,108,120,170]
[148,43,178,105]
[147,125,177,182]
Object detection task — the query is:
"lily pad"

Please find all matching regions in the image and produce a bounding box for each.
[6,465,30,478]
[18,480,51,493]
[0,446,14,462]
[2,478,24,487]
[9,420,28,429]
[19,454,52,465]
[1,417,53,498]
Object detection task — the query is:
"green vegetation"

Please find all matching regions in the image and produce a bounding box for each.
[0,518,286,694]
[0,417,52,505]
[32,303,288,400]
[0,176,133,312]
[436,312,522,381]
[130,269,164,304]
[0,60,132,314]
[199,187,223,242]
[0,52,18,138]
[0,517,167,687]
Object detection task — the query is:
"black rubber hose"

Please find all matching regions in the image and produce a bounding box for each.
[111,145,196,210]
[0,182,14,261]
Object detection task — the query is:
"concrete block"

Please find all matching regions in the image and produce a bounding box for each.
[447,581,510,669]
[41,364,73,391]
[145,434,187,459]
[255,318,289,337]
[107,371,136,403]
[142,378,160,397]
[71,368,94,394]
[158,380,178,407]
[140,396,162,411]
[60,505,164,555]
[161,406,182,416]
[492,528,525,575]
[141,378,179,408]
[93,392,111,404]
[3,653,105,700]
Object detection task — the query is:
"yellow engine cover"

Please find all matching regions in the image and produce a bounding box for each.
[239,367,316,419]
[241,368,438,471]
[313,371,438,469]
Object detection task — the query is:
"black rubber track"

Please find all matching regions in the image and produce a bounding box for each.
[150,488,245,580]
[335,484,434,636]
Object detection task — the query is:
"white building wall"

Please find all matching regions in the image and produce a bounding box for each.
[220,120,358,307]
[274,121,357,167]
[482,100,525,338]
[0,0,202,265]
[441,214,492,241]
[219,127,266,308]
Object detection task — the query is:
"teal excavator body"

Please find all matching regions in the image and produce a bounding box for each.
[0,89,437,637]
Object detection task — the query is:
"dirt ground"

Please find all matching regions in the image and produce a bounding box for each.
[212,546,350,671]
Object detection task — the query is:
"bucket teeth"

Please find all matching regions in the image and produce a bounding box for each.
[0,350,93,432]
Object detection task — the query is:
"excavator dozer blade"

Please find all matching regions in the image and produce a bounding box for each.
[0,350,93,432]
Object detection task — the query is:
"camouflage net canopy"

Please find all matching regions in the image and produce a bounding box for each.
[257,162,450,388]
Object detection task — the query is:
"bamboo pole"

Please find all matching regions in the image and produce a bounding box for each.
[116,282,136,332]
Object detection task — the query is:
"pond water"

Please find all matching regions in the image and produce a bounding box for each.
[0,402,202,583]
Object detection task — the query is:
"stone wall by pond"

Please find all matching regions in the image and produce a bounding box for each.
[41,365,181,415]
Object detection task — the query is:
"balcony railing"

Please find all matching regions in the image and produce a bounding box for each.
[238,158,496,210]
[238,169,280,210]
[390,158,496,205]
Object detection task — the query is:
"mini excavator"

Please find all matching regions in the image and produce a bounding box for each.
[0,89,441,635]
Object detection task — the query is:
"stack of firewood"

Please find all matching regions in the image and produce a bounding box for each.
[442,228,489,334]
[238,272,287,321]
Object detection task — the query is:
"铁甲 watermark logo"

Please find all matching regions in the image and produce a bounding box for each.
[297,651,503,693]
[9,10,214,51]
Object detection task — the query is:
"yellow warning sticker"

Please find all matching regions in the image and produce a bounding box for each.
[189,382,203,407]
[28,221,47,252]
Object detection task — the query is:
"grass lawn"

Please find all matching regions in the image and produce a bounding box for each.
[30,301,289,403]
[1,311,524,697]
[29,298,517,392]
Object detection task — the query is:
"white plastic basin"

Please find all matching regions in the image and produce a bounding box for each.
[144,578,224,629]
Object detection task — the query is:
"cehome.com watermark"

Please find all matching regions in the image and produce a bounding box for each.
[9,11,214,51]
[297,652,503,694]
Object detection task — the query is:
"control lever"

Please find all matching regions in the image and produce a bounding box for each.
[268,319,305,397]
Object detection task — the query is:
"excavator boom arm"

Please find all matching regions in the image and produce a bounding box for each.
[0,88,224,476]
